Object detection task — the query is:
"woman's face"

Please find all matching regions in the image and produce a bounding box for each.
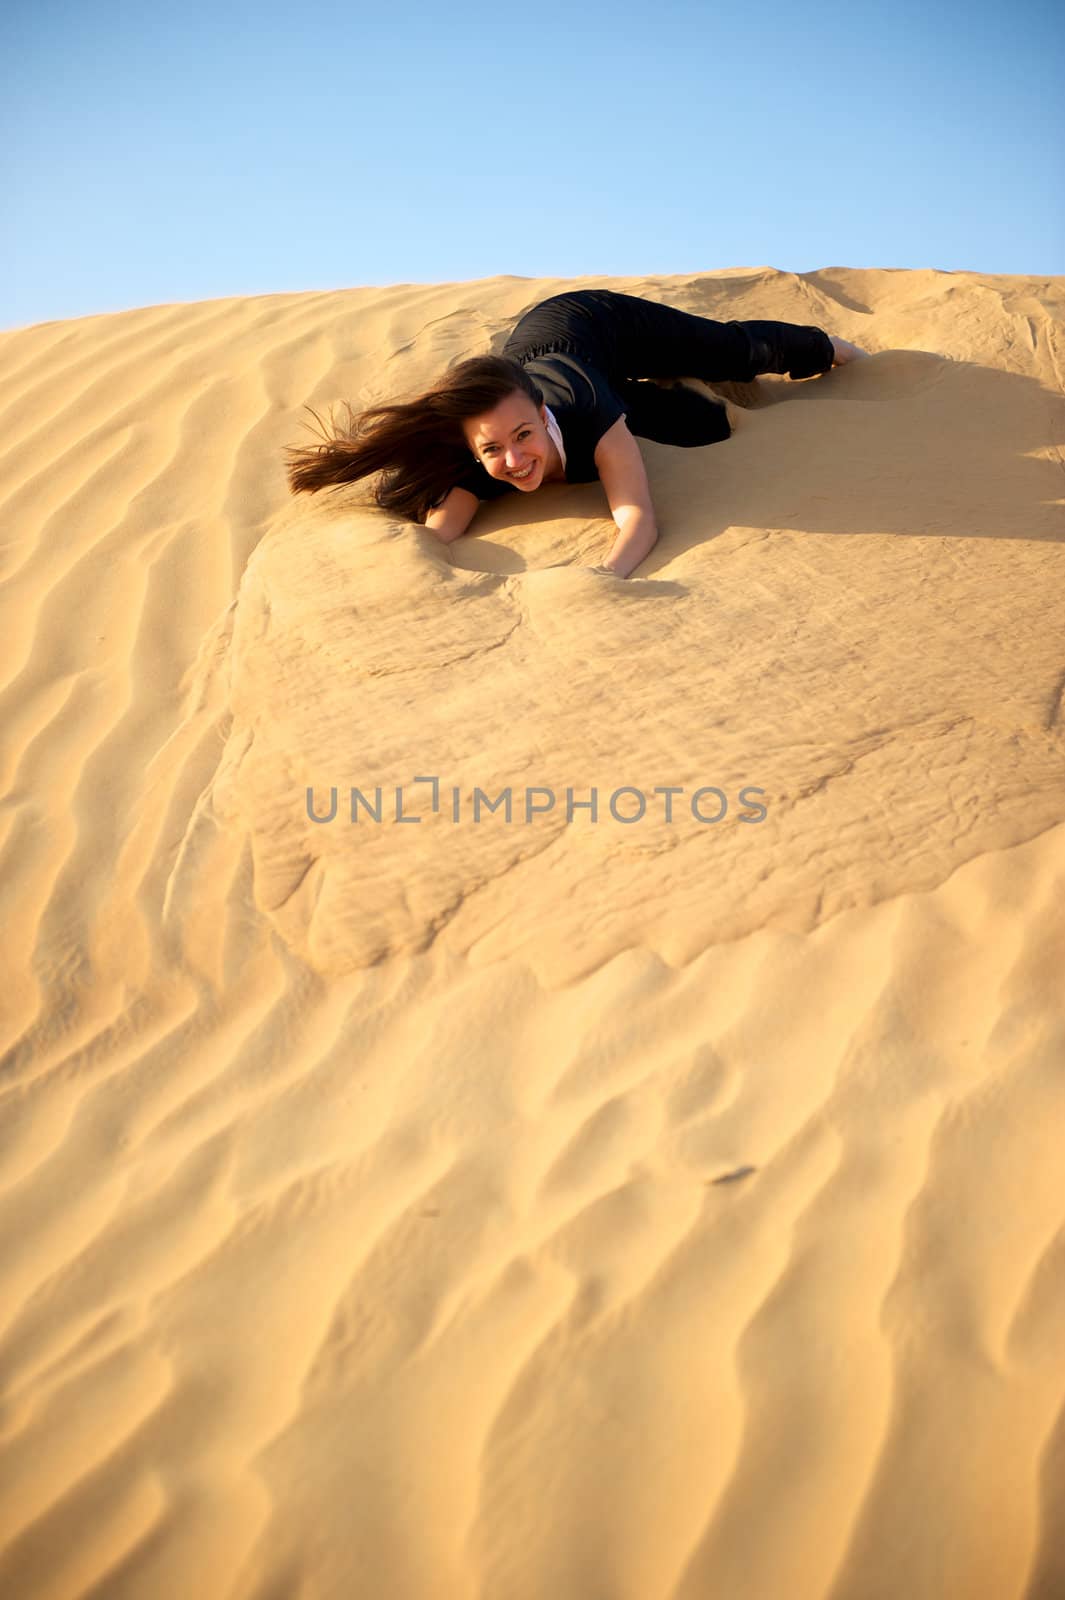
[463,393,552,491]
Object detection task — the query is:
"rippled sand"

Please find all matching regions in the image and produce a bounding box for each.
[2,266,1064,1599]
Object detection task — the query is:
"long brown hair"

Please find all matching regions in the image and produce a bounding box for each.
[283,355,544,522]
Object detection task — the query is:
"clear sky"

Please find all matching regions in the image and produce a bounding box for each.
[3,0,1063,332]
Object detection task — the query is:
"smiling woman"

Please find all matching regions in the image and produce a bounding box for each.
[283,288,865,577]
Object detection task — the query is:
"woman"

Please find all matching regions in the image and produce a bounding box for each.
[284,288,869,579]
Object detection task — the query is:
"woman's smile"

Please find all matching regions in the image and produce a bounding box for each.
[496,446,543,487]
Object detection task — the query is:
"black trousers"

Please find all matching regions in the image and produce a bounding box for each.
[501,288,835,448]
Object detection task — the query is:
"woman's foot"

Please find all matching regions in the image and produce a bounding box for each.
[830,335,871,366]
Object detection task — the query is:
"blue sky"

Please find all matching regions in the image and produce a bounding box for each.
[3,0,1062,332]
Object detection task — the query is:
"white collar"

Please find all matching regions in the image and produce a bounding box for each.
[543,403,567,472]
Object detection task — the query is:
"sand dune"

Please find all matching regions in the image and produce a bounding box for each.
[1,267,1064,1599]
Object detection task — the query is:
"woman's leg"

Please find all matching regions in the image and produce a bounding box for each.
[563,288,835,384]
[740,319,836,380]
[613,378,733,447]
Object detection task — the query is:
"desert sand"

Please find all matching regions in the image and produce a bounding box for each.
[1,266,1064,1600]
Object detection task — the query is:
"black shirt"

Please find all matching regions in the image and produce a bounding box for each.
[453,351,626,502]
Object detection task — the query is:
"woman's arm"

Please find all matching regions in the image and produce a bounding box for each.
[424,485,480,543]
[593,417,659,578]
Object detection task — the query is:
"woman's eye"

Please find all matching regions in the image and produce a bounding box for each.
[483,430,530,457]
